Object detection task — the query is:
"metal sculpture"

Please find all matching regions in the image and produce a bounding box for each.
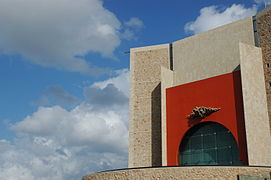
[187,106,221,119]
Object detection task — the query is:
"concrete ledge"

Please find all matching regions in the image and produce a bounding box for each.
[83,166,271,180]
[130,43,169,52]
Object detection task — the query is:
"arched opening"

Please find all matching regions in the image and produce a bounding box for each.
[179,122,243,166]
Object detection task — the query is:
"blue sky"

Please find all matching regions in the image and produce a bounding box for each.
[0,0,269,179]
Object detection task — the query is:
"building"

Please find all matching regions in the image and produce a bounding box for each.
[83,6,271,180]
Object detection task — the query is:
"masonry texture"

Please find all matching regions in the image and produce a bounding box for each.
[129,45,170,167]
[257,6,271,131]
[83,166,271,180]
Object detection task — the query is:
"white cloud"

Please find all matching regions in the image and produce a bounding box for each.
[121,29,138,41]
[2,69,130,179]
[0,0,121,74]
[121,17,144,40]
[124,17,144,29]
[0,139,127,180]
[12,104,128,152]
[185,4,258,34]
[92,69,129,97]
[255,0,271,6]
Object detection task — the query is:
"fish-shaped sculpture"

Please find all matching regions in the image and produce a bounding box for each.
[187,106,221,119]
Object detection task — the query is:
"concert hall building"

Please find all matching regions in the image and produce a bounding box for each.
[84,6,271,180]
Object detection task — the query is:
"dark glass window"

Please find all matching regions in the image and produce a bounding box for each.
[179,122,242,166]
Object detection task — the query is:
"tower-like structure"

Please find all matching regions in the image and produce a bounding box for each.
[129,6,271,168]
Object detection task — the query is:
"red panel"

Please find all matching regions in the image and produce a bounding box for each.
[166,71,247,166]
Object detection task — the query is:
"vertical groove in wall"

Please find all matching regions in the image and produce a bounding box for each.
[170,43,173,71]
[256,7,271,133]
[253,16,260,47]
[151,83,162,166]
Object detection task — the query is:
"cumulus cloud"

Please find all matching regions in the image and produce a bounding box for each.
[3,69,130,179]
[92,69,129,97]
[0,0,121,74]
[84,84,128,108]
[0,139,127,180]
[33,85,80,108]
[122,17,144,40]
[12,104,128,152]
[185,4,258,34]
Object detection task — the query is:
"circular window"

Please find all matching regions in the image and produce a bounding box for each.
[179,122,242,165]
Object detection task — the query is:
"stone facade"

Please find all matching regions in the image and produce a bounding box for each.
[129,44,170,167]
[239,43,271,165]
[257,6,271,132]
[83,166,271,180]
[128,7,271,168]
[83,6,271,180]
[128,9,271,167]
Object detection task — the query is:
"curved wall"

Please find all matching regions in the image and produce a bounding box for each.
[83,166,271,180]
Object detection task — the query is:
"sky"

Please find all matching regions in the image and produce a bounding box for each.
[0,0,270,179]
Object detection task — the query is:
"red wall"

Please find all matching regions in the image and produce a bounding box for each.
[166,71,247,166]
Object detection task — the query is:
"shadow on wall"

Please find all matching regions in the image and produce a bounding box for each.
[151,83,162,166]
[232,70,248,165]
